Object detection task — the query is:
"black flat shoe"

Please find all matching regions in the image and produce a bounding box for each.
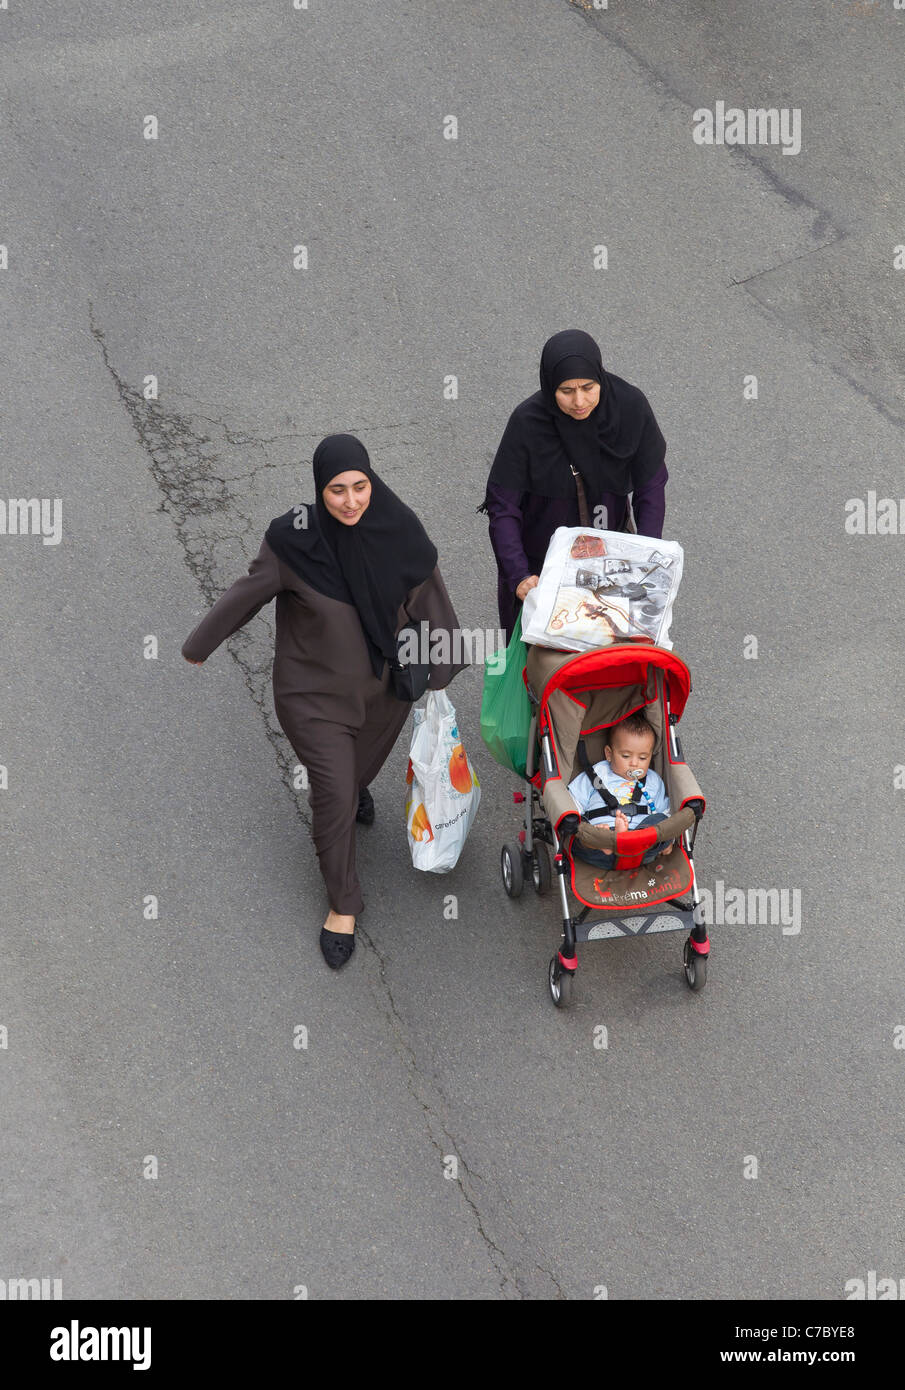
[356,786,375,825]
[320,927,356,970]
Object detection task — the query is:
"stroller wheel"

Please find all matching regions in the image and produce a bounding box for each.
[531,842,552,896]
[501,843,524,898]
[683,936,709,992]
[548,955,574,1008]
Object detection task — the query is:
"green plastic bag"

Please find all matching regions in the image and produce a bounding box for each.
[479,612,532,779]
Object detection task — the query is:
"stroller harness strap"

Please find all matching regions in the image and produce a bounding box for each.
[576,738,655,822]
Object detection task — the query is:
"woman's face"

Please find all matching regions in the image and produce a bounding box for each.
[322,470,372,524]
[554,377,601,420]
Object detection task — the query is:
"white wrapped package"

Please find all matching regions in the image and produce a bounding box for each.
[520,527,684,653]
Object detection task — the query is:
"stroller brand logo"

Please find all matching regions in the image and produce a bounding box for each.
[692,101,801,156]
[0,497,62,544]
[694,879,800,935]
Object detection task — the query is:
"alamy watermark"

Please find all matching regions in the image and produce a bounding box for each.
[0,1275,63,1299]
[50,1321,151,1369]
[0,497,62,544]
[845,1271,905,1299]
[693,101,802,157]
[398,619,507,669]
[845,491,905,534]
[694,879,801,935]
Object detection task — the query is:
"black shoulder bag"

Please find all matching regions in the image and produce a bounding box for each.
[389,626,431,702]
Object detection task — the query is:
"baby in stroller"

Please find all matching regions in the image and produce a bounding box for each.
[568,711,675,869]
[498,638,708,1005]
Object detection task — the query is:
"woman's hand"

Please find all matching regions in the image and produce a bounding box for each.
[516,574,539,602]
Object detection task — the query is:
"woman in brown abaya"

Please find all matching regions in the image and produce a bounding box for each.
[182,434,465,969]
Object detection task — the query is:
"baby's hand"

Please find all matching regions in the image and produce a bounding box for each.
[662,840,674,856]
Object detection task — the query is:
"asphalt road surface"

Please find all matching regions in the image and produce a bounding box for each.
[2,0,903,1300]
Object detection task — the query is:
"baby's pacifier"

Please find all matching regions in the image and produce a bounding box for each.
[626,767,645,781]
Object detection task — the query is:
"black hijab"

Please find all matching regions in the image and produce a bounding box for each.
[265,434,438,678]
[477,329,666,510]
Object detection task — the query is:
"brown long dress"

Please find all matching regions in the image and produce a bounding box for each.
[182,537,466,915]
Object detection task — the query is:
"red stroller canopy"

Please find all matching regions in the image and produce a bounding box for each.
[530,640,692,722]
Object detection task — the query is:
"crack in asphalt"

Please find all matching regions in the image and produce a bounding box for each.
[726,234,846,289]
[563,0,847,241]
[356,922,566,1300]
[89,301,564,1299]
[88,300,313,830]
[562,6,904,432]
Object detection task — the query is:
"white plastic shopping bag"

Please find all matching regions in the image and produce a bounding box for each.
[520,526,684,652]
[404,690,481,873]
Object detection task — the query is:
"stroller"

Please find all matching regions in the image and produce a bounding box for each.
[499,636,709,1008]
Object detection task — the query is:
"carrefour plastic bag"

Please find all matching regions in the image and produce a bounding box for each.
[479,612,531,779]
[521,526,684,652]
[405,690,481,873]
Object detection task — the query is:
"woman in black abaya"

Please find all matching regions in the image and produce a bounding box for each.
[183,435,465,969]
[478,329,669,639]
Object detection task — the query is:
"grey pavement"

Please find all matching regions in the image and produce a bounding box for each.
[1,0,903,1299]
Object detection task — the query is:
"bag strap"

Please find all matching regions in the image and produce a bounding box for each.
[568,464,591,527]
